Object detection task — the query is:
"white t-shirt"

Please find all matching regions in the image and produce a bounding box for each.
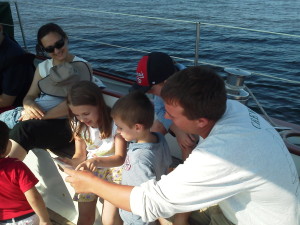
[130,100,300,225]
[82,123,118,160]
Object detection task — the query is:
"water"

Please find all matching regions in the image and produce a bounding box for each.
[8,0,300,124]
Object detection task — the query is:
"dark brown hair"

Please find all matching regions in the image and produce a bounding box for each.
[37,23,68,48]
[67,81,112,140]
[111,91,154,129]
[0,121,9,155]
[161,66,227,121]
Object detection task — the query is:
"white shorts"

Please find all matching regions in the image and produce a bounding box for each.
[0,213,39,225]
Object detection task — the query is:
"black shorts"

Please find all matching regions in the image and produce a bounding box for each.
[9,118,74,153]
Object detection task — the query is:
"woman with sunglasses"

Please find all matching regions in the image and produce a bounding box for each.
[21,23,78,122]
[7,23,89,160]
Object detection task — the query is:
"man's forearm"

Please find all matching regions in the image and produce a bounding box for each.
[65,169,133,211]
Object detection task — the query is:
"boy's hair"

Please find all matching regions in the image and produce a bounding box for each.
[67,81,112,139]
[37,23,68,48]
[111,91,154,129]
[0,121,9,154]
[161,66,227,121]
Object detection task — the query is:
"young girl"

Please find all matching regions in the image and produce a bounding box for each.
[65,81,126,225]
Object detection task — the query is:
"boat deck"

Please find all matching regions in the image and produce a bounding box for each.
[48,208,75,225]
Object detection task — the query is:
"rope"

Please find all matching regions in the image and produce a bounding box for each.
[69,36,195,63]
[16,2,196,24]
[245,86,292,131]
[251,72,300,84]
[0,23,14,27]
[200,22,300,38]
[245,86,277,127]
[197,61,300,84]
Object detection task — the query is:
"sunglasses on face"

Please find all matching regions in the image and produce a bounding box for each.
[43,38,65,53]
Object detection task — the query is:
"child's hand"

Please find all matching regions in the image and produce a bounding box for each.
[56,157,75,167]
[52,157,74,171]
[59,157,86,168]
[76,158,98,172]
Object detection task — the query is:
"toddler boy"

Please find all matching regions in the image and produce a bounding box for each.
[111,91,172,225]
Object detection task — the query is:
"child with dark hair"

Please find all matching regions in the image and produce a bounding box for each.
[111,91,172,225]
[0,121,52,225]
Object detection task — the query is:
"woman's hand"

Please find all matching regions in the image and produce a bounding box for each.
[23,102,45,119]
[18,110,33,121]
[18,109,39,121]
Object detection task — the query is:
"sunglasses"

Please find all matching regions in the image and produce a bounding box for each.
[43,38,65,53]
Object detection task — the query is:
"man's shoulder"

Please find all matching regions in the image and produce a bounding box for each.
[1,35,24,57]
[0,36,33,72]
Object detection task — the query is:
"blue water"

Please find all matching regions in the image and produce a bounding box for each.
[9,0,300,124]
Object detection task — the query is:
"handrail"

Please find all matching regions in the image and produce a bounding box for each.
[9,1,300,84]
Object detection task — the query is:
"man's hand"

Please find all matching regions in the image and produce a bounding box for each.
[64,167,95,194]
[151,120,168,135]
[64,167,133,211]
[170,125,199,160]
[172,127,197,150]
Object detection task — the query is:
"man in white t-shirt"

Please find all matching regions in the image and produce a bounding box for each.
[65,66,299,225]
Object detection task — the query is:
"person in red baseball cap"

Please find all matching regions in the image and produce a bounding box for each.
[130,52,199,161]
